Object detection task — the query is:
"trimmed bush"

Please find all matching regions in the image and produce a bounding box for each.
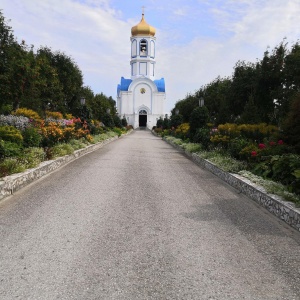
[0,126,23,145]
[0,140,22,159]
[22,126,42,147]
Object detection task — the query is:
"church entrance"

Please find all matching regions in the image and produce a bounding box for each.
[139,110,147,127]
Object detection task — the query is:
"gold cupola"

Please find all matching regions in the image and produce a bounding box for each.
[131,13,156,37]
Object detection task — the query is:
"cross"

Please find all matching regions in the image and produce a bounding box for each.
[142,6,145,15]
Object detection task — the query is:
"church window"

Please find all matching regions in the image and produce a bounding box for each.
[131,40,137,57]
[139,109,147,115]
[150,40,155,58]
[140,39,147,56]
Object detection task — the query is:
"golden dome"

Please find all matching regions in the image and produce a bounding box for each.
[131,14,156,37]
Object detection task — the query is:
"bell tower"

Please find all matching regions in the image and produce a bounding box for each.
[117,12,166,129]
[130,13,156,80]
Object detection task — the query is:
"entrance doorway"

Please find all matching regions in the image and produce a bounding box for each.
[139,110,147,127]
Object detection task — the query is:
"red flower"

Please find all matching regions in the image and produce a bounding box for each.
[251,151,257,157]
[278,140,284,145]
[269,141,276,146]
[258,143,266,149]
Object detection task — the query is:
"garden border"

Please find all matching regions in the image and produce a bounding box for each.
[161,134,300,232]
[0,131,132,201]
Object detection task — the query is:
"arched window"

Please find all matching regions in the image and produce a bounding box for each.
[140,39,147,56]
[150,40,155,58]
[131,40,137,57]
[139,109,147,115]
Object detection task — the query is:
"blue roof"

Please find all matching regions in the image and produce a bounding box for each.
[117,77,132,95]
[154,78,165,92]
[117,77,165,95]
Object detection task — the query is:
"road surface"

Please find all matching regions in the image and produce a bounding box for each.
[0,130,300,299]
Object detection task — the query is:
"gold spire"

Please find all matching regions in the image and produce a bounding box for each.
[131,13,156,37]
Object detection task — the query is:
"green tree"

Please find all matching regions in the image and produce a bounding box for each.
[189,106,209,137]
[0,10,16,108]
[229,61,257,117]
[283,93,300,153]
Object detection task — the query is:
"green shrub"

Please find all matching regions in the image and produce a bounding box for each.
[239,170,300,205]
[184,143,202,153]
[22,126,42,147]
[0,140,22,159]
[113,115,122,128]
[193,128,210,149]
[0,158,26,177]
[189,106,209,136]
[69,139,87,150]
[19,147,45,168]
[0,126,23,145]
[51,143,75,158]
[197,150,247,173]
[252,154,300,195]
[112,127,122,137]
[228,137,249,159]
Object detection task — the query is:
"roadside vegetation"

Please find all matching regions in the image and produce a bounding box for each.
[154,40,300,206]
[0,11,131,178]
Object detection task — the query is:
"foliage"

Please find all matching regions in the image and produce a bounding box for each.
[192,128,210,149]
[251,154,300,195]
[22,126,42,147]
[163,116,170,129]
[13,108,40,120]
[0,140,22,159]
[282,93,300,153]
[51,143,75,159]
[156,117,163,128]
[46,111,63,119]
[183,143,202,153]
[170,114,183,128]
[19,147,45,168]
[189,106,209,136]
[121,116,128,127]
[0,158,26,177]
[239,170,300,205]
[113,115,122,128]
[112,127,122,137]
[68,138,87,150]
[0,126,23,145]
[175,123,190,139]
[102,113,114,128]
[227,137,250,159]
[40,121,64,147]
[0,114,30,131]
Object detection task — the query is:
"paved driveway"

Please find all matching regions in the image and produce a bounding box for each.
[0,130,300,299]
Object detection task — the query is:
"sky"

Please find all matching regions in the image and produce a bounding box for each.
[1,0,300,112]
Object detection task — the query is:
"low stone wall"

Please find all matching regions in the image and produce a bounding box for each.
[163,136,300,232]
[0,136,119,201]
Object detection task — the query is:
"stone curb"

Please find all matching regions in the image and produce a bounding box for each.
[0,132,132,201]
[160,135,300,232]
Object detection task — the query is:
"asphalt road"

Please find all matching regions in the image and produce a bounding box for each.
[0,130,300,300]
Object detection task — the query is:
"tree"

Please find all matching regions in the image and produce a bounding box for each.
[172,94,198,123]
[229,61,257,117]
[0,10,16,109]
[170,114,183,128]
[189,106,209,137]
[283,93,300,153]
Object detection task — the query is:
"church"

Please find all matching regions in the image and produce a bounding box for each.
[117,13,166,129]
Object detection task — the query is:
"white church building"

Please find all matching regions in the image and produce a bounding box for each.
[117,13,166,129]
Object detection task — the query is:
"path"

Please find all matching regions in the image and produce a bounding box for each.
[0,130,300,299]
